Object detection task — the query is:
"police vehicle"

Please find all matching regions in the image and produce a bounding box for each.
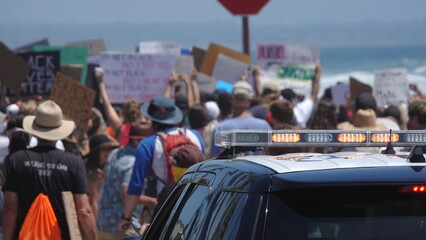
[142,129,426,240]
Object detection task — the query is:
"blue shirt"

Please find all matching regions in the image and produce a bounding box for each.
[97,145,141,232]
[211,116,271,156]
[127,128,205,196]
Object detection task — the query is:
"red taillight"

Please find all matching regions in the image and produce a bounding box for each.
[400,185,426,193]
[413,186,426,192]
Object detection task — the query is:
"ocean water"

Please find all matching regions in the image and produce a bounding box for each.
[318,45,426,95]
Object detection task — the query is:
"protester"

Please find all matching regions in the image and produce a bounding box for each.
[202,101,220,159]
[84,133,119,219]
[280,63,322,128]
[187,104,211,137]
[97,122,154,240]
[264,99,303,155]
[249,80,281,120]
[2,100,96,240]
[210,80,271,156]
[118,96,205,231]
[408,100,426,130]
[377,104,402,130]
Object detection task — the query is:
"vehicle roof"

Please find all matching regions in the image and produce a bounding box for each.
[232,151,426,174]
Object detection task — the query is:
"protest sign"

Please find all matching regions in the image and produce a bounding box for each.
[100,53,174,103]
[14,38,49,54]
[6,51,60,96]
[175,55,194,76]
[200,43,251,76]
[256,43,320,69]
[191,46,206,71]
[138,41,181,55]
[62,192,83,240]
[331,84,350,105]
[197,73,217,93]
[212,53,249,84]
[60,65,83,84]
[33,45,89,84]
[256,43,319,96]
[350,76,372,101]
[0,42,31,94]
[50,72,95,126]
[67,39,107,56]
[374,68,409,106]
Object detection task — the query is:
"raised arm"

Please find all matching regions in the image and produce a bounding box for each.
[96,68,122,132]
[310,63,322,102]
[164,73,178,98]
[190,69,201,105]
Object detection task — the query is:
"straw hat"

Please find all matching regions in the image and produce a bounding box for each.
[341,109,387,130]
[23,100,75,141]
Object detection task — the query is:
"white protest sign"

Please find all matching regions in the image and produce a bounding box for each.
[175,55,194,76]
[100,53,174,103]
[256,43,319,96]
[197,73,217,93]
[138,41,181,55]
[374,68,409,106]
[331,84,350,105]
[212,53,249,84]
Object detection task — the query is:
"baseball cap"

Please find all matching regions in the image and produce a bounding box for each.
[232,81,253,101]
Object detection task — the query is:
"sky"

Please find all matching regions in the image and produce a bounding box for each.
[1,0,426,25]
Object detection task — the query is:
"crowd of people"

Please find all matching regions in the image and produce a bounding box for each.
[1,63,426,239]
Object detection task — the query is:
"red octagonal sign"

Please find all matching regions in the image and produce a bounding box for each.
[218,0,270,15]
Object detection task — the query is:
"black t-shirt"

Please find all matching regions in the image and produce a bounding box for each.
[2,145,89,240]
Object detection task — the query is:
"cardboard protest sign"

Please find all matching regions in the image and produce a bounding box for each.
[50,72,95,126]
[191,46,206,71]
[256,43,319,96]
[14,38,49,54]
[138,41,181,55]
[33,45,89,84]
[67,39,107,56]
[350,76,372,101]
[6,51,60,96]
[197,73,217,93]
[200,43,251,76]
[0,42,31,94]
[212,53,249,84]
[60,65,83,83]
[374,68,409,106]
[62,192,83,240]
[100,53,174,103]
[331,84,350,106]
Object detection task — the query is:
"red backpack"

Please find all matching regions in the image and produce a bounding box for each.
[156,128,205,184]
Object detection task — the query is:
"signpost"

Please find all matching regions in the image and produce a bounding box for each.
[217,0,270,54]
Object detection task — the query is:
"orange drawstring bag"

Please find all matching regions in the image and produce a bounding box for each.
[19,193,62,240]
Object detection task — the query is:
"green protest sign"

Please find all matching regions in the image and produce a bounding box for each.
[276,65,315,81]
[33,45,89,84]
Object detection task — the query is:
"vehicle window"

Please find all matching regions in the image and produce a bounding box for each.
[205,191,266,240]
[164,183,211,240]
[266,185,426,240]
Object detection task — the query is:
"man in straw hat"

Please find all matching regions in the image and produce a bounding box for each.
[118,96,205,231]
[2,100,96,240]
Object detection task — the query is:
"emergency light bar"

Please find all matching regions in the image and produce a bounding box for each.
[214,130,426,148]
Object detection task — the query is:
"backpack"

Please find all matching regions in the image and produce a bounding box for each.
[145,129,205,197]
[19,193,62,240]
[156,128,205,184]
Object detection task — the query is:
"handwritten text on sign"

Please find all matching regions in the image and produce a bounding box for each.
[374,68,409,106]
[100,53,174,103]
[50,72,95,126]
